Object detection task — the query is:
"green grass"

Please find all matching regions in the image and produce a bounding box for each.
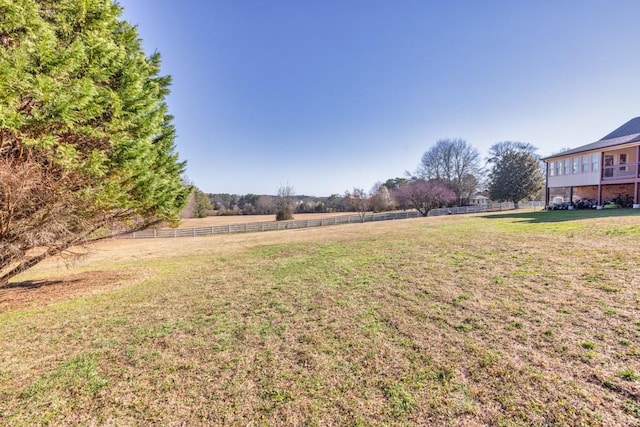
[618,369,640,381]
[1,209,640,425]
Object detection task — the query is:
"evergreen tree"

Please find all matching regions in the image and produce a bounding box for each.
[487,142,543,208]
[193,188,213,218]
[0,0,189,285]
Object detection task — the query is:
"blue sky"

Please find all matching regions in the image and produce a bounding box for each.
[119,0,640,196]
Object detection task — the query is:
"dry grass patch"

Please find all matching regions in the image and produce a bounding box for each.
[1,209,639,425]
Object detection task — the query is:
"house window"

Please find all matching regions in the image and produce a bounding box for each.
[556,161,562,176]
[591,154,599,172]
[572,157,579,174]
[619,153,627,171]
[604,154,614,177]
[581,156,589,173]
[549,161,555,176]
[564,159,571,175]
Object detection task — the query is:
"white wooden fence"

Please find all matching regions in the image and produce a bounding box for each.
[428,201,544,216]
[119,210,422,239]
[118,202,542,239]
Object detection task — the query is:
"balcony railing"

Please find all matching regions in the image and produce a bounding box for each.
[601,163,639,180]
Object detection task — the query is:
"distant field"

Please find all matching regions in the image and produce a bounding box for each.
[175,212,357,228]
[1,209,639,425]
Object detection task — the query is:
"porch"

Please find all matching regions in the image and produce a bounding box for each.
[602,162,639,181]
[547,183,640,208]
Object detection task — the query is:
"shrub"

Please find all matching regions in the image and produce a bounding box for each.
[612,193,634,208]
[275,209,294,221]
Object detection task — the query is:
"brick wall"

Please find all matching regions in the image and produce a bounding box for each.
[574,186,598,200]
[601,184,635,202]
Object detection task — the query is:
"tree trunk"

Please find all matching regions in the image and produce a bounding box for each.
[0,250,58,287]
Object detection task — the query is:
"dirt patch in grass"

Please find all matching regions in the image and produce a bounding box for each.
[0,270,151,313]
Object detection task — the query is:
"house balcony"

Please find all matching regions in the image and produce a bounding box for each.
[601,163,639,181]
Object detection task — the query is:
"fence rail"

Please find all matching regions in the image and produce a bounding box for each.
[427,201,543,216]
[117,202,542,239]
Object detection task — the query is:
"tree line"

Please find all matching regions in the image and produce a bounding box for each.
[191,138,544,218]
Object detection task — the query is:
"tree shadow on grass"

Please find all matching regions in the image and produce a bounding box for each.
[480,208,640,223]
[2,278,79,290]
[0,271,127,312]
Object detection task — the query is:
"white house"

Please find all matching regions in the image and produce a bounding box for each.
[470,194,489,207]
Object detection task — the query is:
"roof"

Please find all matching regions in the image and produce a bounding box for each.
[543,117,640,160]
[599,117,640,140]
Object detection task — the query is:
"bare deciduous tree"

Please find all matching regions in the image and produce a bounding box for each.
[344,188,370,222]
[275,185,295,221]
[417,138,481,205]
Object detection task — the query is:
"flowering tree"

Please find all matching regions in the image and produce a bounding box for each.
[394,180,456,216]
[369,183,396,212]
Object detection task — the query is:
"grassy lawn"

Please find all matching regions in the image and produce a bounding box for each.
[1,209,639,425]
